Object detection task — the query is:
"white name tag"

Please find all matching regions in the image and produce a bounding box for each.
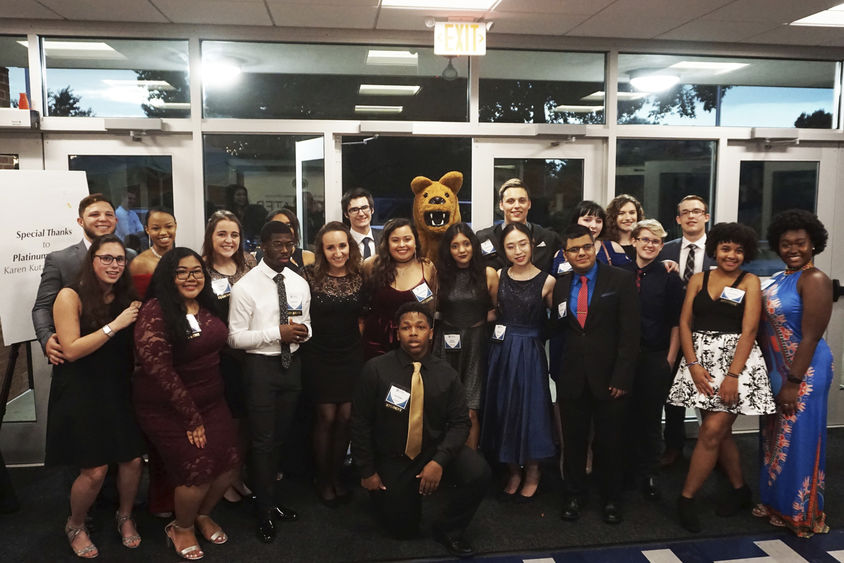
[557,261,572,274]
[211,277,231,297]
[760,277,776,291]
[443,333,461,350]
[480,239,495,256]
[720,286,746,305]
[412,282,434,303]
[492,324,506,341]
[557,301,567,319]
[186,313,202,337]
[385,385,410,412]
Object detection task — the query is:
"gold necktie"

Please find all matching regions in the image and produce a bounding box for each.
[405,361,424,459]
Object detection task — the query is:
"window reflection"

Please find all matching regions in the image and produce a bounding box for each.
[0,36,29,109]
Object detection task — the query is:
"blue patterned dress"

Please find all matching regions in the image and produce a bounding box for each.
[759,269,834,537]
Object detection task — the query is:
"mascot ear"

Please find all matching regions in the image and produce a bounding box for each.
[439,171,463,194]
[411,176,433,195]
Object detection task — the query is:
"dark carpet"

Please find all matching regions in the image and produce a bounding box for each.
[1,428,842,562]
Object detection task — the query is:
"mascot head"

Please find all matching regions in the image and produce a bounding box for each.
[411,171,463,262]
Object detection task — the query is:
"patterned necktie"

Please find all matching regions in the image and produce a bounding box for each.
[362,236,372,259]
[683,244,696,285]
[576,275,589,328]
[405,361,424,460]
[274,273,292,369]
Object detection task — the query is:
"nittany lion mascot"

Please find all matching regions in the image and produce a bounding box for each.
[411,171,463,262]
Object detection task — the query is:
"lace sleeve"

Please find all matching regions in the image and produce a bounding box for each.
[134,299,203,430]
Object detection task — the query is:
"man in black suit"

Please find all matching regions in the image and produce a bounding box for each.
[552,224,640,524]
[342,187,381,260]
[657,195,714,467]
[476,178,560,273]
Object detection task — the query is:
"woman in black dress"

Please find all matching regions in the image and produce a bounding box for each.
[302,221,366,506]
[46,234,145,558]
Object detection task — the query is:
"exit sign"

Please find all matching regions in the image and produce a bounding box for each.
[434,21,486,56]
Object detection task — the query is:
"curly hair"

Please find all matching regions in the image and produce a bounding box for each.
[367,218,426,290]
[604,194,644,243]
[705,222,759,263]
[201,210,248,273]
[74,234,137,333]
[766,209,827,256]
[310,221,362,284]
[436,223,489,305]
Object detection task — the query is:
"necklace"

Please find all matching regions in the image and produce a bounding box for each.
[150,246,163,259]
[785,262,813,275]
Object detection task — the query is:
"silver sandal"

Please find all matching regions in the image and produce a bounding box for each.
[65,519,99,559]
[116,511,142,549]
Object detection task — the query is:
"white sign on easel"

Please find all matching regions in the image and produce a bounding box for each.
[0,170,89,345]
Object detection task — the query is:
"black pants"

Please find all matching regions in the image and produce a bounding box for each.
[245,353,302,513]
[629,348,673,477]
[370,446,491,539]
[663,356,686,451]
[561,386,629,503]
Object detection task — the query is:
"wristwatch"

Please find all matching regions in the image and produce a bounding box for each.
[102,324,114,338]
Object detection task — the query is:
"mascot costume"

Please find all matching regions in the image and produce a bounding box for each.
[411,171,463,262]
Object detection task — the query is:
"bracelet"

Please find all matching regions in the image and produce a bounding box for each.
[102,324,114,338]
[726,372,740,379]
[686,360,699,367]
[786,374,803,384]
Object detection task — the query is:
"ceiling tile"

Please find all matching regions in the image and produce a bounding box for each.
[267,3,378,29]
[586,0,734,21]
[0,0,63,19]
[700,0,842,23]
[567,13,688,38]
[153,0,273,26]
[490,11,591,35]
[493,0,614,15]
[376,7,476,31]
[657,19,780,42]
[38,0,168,22]
[741,23,844,46]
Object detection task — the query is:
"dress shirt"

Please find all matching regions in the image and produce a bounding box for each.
[227,259,312,355]
[569,261,598,311]
[115,206,144,240]
[350,228,376,259]
[351,348,470,479]
[621,260,684,351]
[679,234,706,276]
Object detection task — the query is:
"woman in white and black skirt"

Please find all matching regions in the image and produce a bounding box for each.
[667,222,775,533]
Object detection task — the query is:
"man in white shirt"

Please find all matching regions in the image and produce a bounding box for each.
[228,220,312,543]
[342,187,379,260]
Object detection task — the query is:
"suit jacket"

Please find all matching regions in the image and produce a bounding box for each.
[659,237,715,282]
[551,262,640,400]
[476,222,560,274]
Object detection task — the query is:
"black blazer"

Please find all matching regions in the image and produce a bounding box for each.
[659,237,715,280]
[551,262,640,400]
[476,222,560,274]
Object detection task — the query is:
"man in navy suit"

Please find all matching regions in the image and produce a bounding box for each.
[342,187,381,260]
[553,224,640,525]
[657,195,714,467]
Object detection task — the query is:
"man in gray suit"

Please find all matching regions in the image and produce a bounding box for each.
[657,195,714,467]
[31,193,126,365]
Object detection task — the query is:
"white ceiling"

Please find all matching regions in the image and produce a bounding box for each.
[2,0,844,47]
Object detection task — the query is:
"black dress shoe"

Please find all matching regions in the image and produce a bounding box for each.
[271,504,299,521]
[560,497,583,521]
[603,502,622,524]
[256,517,276,543]
[642,475,661,501]
[433,529,474,558]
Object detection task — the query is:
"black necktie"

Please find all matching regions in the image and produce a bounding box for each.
[274,273,292,369]
[362,237,372,259]
[683,244,696,285]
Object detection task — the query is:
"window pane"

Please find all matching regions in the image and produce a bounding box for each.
[738,161,818,276]
[493,159,583,233]
[616,139,716,239]
[618,54,838,128]
[480,50,605,124]
[202,42,468,121]
[341,136,472,227]
[204,134,325,252]
[44,38,190,117]
[67,155,174,253]
[1,36,29,109]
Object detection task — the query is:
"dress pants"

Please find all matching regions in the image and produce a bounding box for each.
[561,385,629,503]
[245,353,302,513]
[629,348,673,477]
[370,445,491,539]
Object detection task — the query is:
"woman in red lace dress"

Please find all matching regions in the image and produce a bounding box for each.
[133,247,239,560]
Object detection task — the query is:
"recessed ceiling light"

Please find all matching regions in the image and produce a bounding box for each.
[629,71,680,93]
[552,105,604,113]
[359,84,421,96]
[354,105,404,114]
[791,3,844,27]
[365,50,418,66]
[581,90,647,102]
[668,61,748,74]
[382,0,500,10]
[26,40,126,60]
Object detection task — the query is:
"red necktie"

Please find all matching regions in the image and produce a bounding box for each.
[577,275,588,328]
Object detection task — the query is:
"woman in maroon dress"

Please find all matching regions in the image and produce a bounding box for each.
[133,248,239,560]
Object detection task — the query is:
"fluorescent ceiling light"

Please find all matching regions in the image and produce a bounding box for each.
[791,3,844,26]
[581,90,646,102]
[24,40,126,60]
[359,84,421,96]
[552,105,603,113]
[629,71,680,93]
[669,61,748,75]
[102,80,175,91]
[354,105,404,114]
[382,0,500,10]
[366,50,418,66]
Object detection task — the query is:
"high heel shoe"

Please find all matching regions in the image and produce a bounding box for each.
[195,514,228,545]
[165,521,204,560]
[65,519,98,559]
[115,511,141,549]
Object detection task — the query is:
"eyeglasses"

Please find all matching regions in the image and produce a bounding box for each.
[347,204,371,215]
[94,254,126,266]
[679,208,707,217]
[635,236,663,247]
[175,268,205,281]
[564,243,595,255]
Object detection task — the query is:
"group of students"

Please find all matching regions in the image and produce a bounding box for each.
[31,180,834,559]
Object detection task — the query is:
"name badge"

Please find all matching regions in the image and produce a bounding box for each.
[480,239,495,256]
[760,277,777,291]
[492,324,506,341]
[557,261,572,274]
[412,282,434,304]
[211,277,231,297]
[720,286,746,305]
[385,385,410,412]
[287,294,303,317]
[186,313,202,338]
[443,333,462,350]
[557,301,567,319]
